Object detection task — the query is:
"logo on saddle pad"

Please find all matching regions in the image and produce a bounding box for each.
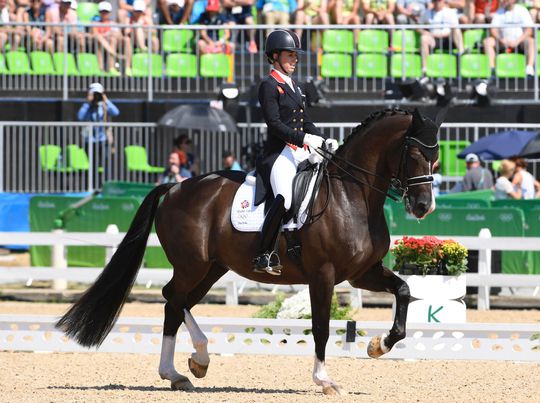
[240,200,250,209]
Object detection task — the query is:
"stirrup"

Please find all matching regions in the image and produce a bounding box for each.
[252,251,282,276]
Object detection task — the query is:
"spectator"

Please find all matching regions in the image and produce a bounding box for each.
[511,157,540,199]
[483,0,535,77]
[446,0,466,23]
[361,0,395,26]
[222,150,243,170]
[494,159,521,199]
[197,0,234,55]
[0,0,22,52]
[118,0,152,22]
[157,0,193,25]
[432,161,442,197]
[418,0,464,75]
[77,83,120,176]
[158,152,188,184]
[530,0,540,23]
[294,0,330,40]
[451,153,494,192]
[20,0,52,53]
[463,0,499,23]
[173,134,199,177]
[92,1,130,76]
[223,0,257,53]
[45,0,84,52]
[256,0,297,36]
[395,0,431,24]
[329,0,361,42]
[122,0,159,54]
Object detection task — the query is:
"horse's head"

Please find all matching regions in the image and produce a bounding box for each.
[393,108,440,219]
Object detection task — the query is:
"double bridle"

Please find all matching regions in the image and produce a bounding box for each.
[316,135,438,202]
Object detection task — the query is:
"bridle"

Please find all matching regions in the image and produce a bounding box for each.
[316,133,438,203]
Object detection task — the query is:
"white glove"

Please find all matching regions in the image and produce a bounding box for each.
[325,138,339,153]
[308,150,324,164]
[303,133,324,150]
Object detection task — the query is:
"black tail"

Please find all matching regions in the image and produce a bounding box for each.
[56,183,175,347]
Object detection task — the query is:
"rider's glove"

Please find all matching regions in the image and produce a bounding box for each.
[308,150,324,164]
[325,138,339,153]
[303,133,324,150]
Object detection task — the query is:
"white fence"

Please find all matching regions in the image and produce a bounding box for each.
[2,121,540,192]
[1,231,540,310]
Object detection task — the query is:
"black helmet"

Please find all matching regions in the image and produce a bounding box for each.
[265,29,303,62]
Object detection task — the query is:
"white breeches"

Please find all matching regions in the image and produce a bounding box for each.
[270,145,310,211]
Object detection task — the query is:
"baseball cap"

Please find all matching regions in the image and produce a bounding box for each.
[133,0,146,12]
[465,153,479,163]
[89,82,104,94]
[98,1,112,12]
[206,0,220,12]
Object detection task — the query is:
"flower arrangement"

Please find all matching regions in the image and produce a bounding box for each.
[391,236,468,276]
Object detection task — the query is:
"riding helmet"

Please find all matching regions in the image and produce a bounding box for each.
[265,29,303,62]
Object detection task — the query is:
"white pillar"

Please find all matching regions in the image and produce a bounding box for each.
[477,228,492,311]
[51,229,67,290]
[226,282,238,306]
[350,289,363,309]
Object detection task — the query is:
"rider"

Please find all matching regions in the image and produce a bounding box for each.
[252,29,339,275]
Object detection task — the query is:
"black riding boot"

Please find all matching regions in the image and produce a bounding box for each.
[252,195,286,275]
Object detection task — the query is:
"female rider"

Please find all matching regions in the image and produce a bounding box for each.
[252,29,339,275]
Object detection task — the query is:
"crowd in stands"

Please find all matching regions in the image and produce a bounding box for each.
[0,0,539,76]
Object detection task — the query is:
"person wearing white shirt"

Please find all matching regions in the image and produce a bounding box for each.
[511,158,540,199]
[418,0,464,73]
[483,0,535,77]
[494,159,521,200]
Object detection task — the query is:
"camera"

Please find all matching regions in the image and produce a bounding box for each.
[92,92,103,103]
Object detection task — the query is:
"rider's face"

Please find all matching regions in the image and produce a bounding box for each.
[275,51,298,75]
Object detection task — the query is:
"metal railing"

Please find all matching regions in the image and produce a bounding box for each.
[1,121,539,193]
[1,22,540,100]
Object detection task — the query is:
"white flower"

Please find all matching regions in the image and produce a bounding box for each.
[276,288,312,319]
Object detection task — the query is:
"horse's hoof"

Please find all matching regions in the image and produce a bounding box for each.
[323,384,344,395]
[171,375,194,391]
[188,357,209,379]
[367,333,389,359]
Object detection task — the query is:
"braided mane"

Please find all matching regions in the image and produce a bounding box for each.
[338,107,411,153]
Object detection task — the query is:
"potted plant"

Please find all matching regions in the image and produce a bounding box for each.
[390,236,468,324]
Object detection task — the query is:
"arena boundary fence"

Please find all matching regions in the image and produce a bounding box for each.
[1,121,540,193]
[1,315,539,361]
[1,231,540,310]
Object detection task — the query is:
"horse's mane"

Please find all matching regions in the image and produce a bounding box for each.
[338,107,411,154]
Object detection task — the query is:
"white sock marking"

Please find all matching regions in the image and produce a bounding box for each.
[183,309,210,366]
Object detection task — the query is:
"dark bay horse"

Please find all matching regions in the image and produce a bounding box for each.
[57,107,440,395]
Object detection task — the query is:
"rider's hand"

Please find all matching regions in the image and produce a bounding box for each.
[304,133,324,150]
[308,150,324,164]
[325,138,339,153]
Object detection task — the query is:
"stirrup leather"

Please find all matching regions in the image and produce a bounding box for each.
[252,251,282,276]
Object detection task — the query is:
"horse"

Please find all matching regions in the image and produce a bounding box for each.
[56,107,440,395]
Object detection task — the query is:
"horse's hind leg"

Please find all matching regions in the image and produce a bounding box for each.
[158,262,227,390]
[350,264,410,358]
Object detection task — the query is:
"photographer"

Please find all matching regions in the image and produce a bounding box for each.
[77,83,120,179]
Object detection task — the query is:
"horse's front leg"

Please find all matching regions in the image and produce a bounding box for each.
[309,264,344,395]
[350,264,410,358]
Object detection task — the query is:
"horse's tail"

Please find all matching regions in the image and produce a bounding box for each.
[55,183,175,347]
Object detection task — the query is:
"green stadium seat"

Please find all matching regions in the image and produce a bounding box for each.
[166,53,197,77]
[124,145,164,173]
[162,29,194,53]
[0,54,7,74]
[53,52,79,76]
[39,145,62,171]
[6,51,32,74]
[496,53,526,78]
[77,2,99,23]
[200,53,230,78]
[66,145,90,171]
[30,51,56,75]
[321,53,352,78]
[460,54,490,78]
[426,54,457,78]
[358,30,389,53]
[390,54,422,78]
[356,53,387,78]
[131,53,163,77]
[463,29,486,53]
[438,140,471,177]
[392,30,419,53]
[77,53,107,76]
[322,29,354,53]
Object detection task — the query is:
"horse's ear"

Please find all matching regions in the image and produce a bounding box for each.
[434,106,449,129]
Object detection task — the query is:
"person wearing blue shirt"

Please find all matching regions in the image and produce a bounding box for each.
[256,0,297,35]
[222,150,243,171]
[77,82,120,177]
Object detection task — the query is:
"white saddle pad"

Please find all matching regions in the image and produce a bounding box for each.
[231,168,320,232]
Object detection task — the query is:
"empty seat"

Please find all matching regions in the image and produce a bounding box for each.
[392,30,419,53]
[460,54,490,78]
[321,53,352,78]
[426,54,457,78]
[53,52,79,75]
[162,29,194,53]
[390,54,422,78]
[463,29,487,53]
[496,53,526,78]
[322,29,354,53]
[77,53,107,76]
[356,53,387,78]
[200,54,230,78]
[77,2,99,23]
[30,51,56,75]
[39,145,62,171]
[166,53,197,77]
[131,53,163,77]
[358,30,389,53]
[124,145,164,173]
[6,51,32,74]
